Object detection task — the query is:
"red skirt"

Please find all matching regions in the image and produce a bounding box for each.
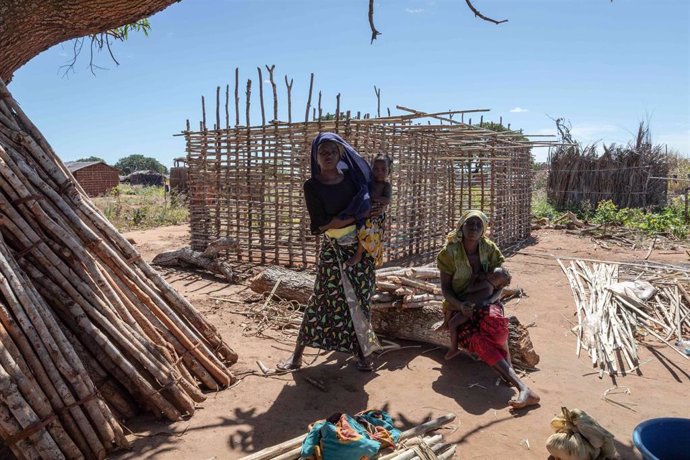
[456,303,509,366]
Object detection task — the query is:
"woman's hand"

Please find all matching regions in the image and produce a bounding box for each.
[440,272,467,312]
[459,301,475,317]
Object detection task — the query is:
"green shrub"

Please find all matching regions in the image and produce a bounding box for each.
[532,189,559,220]
[589,198,689,238]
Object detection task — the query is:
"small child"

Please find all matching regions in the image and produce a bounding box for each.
[444,267,511,360]
[346,154,393,267]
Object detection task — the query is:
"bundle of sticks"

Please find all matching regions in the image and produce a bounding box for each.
[558,259,689,377]
[373,266,444,310]
[240,413,457,460]
[0,81,236,459]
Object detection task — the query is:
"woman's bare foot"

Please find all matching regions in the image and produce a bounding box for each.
[276,355,302,372]
[346,252,362,267]
[432,320,448,332]
[508,388,540,409]
[444,348,462,360]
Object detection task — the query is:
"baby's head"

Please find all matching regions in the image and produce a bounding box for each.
[487,267,511,290]
[372,154,393,182]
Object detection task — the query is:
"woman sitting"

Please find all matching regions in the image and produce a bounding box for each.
[437,210,540,409]
[277,132,380,372]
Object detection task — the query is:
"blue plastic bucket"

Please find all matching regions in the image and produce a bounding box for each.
[633,418,690,460]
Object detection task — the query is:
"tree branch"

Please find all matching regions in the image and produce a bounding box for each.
[368,0,381,44]
[464,0,508,25]
[0,0,177,82]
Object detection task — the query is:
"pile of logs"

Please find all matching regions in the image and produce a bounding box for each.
[373,266,443,310]
[0,80,235,459]
[558,259,689,377]
[240,413,457,460]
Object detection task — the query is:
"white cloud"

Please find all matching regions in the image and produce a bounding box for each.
[405,8,425,13]
[510,107,528,113]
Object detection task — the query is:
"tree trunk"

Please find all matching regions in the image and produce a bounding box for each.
[0,0,179,82]
[249,266,315,305]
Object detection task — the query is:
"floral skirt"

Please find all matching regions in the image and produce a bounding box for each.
[297,233,379,356]
[456,303,509,366]
[358,215,386,268]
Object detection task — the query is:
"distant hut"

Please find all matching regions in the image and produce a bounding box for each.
[65,161,120,197]
[170,157,188,193]
[126,170,167,187]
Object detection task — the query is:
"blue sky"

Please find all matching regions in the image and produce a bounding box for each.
[9,0,690,166]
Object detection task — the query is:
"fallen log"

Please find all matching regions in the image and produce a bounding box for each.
[371,305,540,368]
[152,237,239,282]
[249,267,539,368]
[249,266,315,305]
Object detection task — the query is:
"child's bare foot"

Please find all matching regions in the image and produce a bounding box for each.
[346,252,362,267]
[508,388,540,409]
[444,349,462,360]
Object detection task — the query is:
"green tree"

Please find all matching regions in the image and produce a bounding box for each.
[74,156,105,163]
[115,154,167,175]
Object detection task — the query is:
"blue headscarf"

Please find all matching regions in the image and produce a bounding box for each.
[311,132,372,221]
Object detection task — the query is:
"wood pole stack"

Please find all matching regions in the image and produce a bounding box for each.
[0,79,236,459]
[558,259,689,376]
[239,413,457,460]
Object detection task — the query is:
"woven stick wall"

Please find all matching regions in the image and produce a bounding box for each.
[184,68,541,268]
[547,122,669,209]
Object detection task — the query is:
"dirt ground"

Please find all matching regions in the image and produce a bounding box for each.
[112,225,690,460]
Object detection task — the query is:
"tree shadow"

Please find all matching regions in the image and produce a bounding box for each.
[430,352,520,416]
[226,350,438,455]
[112,348,437,458]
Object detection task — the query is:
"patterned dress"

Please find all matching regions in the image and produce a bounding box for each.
[297,233,379,356]
[357,214,386,267]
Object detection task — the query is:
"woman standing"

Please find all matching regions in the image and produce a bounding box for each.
[277,133,380,372]
[437,210,540,409]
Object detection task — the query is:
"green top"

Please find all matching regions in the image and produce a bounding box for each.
[436,236,505,298]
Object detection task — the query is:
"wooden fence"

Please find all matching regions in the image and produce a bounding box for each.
[548,123,669,209]
[183,68,540,267]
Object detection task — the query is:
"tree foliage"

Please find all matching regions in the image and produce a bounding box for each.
[115,154,167,175]
[74,155,106,163]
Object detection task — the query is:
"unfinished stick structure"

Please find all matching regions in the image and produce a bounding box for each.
[0,79,236,459]
[184,66,552,268]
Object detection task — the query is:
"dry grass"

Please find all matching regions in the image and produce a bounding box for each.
[91,184,188,231]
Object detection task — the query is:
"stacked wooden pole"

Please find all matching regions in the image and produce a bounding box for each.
[372,266,443,310]
[558,259,689,377]
[0,79,236,459]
